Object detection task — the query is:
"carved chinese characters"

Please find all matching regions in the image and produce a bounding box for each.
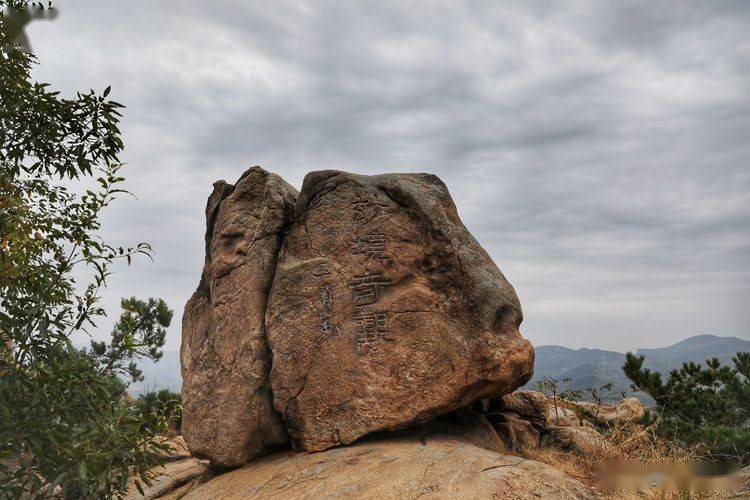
[351,192,387,224]
[349,272,390,352]
[351,232,391,264]
[314,285,339,346]
[266,171,534,452]
[349,207,393,352]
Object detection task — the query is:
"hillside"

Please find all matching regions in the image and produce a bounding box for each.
[526,334,750,403]
[635,334,750,370]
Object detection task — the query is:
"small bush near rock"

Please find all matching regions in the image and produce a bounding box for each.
[136,389,183,435]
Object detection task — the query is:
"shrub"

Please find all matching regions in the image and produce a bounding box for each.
[136,389,183,434]
[623,351,750,463]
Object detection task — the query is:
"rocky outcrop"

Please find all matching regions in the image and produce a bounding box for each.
[500,390,549,426]
[541,425,611,455]
[493,411,541,451]
[498,389,646,430]
[547,406,582,427]
[566,397,646,427]
[180,167,297,468]
[498,389,582,427]
[183,416,593,499]
[489,389,642,456]
[266,171,534,451]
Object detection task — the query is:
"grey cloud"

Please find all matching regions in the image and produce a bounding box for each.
[30,0,749,351]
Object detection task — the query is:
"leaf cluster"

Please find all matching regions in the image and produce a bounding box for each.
[623,351,750,463]
[1,21,151,367]
[89,297,172,383]
[0,346,171,499]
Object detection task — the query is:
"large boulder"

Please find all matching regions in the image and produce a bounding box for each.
[180,167,298,467]
[183,416,593,499]
[266,171,534,451]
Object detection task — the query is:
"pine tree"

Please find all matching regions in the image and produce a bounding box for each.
[623,351,750,463]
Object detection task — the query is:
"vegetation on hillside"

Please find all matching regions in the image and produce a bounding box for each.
[522,420,707,496]
[623,351,750,464]
[0,2,175,497]
[527,336,750,405]
[530,359,749,495]
[536,376,620,426]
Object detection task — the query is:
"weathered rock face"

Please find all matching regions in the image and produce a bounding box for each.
[583,397,646,427]
[266,171,534,452]
[547,406,582,427]
[547,397,647,429]
[125,458,207,500]
[183,416,593,500]
[501,390,550,426]
[542,425,610,455]
[180,167,297,468]
[493,411,541,451]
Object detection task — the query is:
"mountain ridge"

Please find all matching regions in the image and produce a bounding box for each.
[526,334,750,403]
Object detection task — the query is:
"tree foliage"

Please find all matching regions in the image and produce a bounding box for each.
[89,297,173,383]
[1,2,174,497]
[1,2,150,367]
[0,344,171,498]
[1,297,174,498]
[623,351,750,463]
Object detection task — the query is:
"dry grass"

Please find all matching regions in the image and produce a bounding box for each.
[520,422,711,498]
[522,446,591,484]
[604,421,706,464]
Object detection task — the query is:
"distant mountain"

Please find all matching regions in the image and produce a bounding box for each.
[526,334,750,403]
[634,334,750,371]
[128,335,750,400]
[526,345,635,402]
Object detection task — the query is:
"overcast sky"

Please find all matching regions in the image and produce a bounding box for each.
[28,0,749,351]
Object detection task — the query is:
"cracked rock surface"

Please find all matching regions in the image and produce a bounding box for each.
[182,413,593,499]
[266,171,534,452]
[180,167,297,468]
